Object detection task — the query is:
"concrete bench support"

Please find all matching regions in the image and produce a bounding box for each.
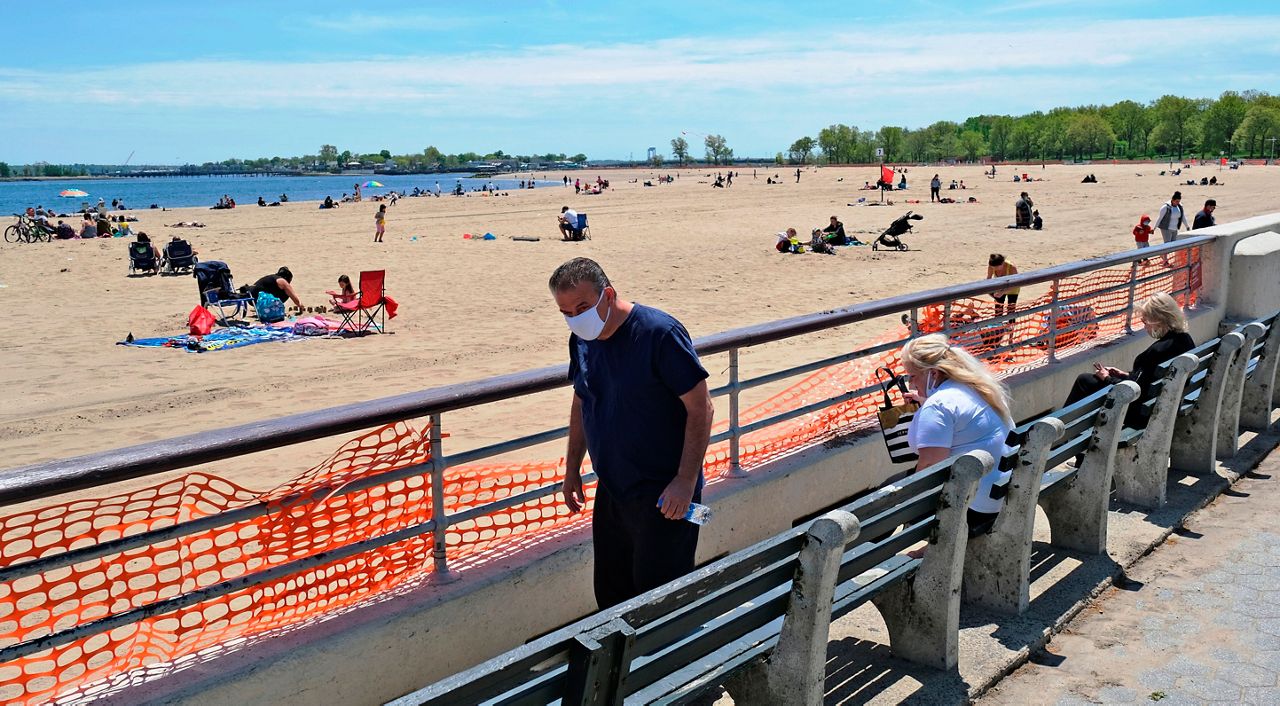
[963,418,1063,615]
[1170,333,1243,474]
[1240,317,1280,431]
[1218,323,1266,458]
[731,510,860,706]
[1114,356,1197,508]
[870,452,987,671]
[1039,382,1140,554]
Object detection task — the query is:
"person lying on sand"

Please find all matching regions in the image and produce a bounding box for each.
[166,221,207,228]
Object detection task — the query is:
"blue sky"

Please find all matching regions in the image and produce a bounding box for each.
[2,0,1278,164]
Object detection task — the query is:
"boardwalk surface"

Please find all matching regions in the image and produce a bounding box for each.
[981,455,1280,705]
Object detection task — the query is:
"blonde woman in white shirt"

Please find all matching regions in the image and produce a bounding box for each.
[901,334,1014,534]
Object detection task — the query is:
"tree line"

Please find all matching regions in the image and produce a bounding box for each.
[781,91,1280,165]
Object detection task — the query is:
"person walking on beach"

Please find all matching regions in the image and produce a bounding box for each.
[930,174,941,203]
[1154,191,1189,242]
[374,204,386,243]
[551,257,713,609]
[1193,199,1216,230]
[354,183,362,202]
[795,168,801,183]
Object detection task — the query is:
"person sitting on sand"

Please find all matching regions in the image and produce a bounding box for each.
[320,196,336,209]
[250,267,304,311]
[79,214,98,238]
[54,220,76,239]
[897,174,908,190]
[809,229,836,254]
[1032,210,1043,230]
[775,228,804,254]
[280,193,289,202]
[959,180,967,189]
[819,213,860,246]
[327,275,357,310]
[258,196,267,207]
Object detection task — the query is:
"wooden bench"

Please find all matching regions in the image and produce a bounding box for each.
[385,453,993,706]
[963,381,1140,615]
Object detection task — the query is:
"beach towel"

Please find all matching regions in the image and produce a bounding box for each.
[119,326,298,353]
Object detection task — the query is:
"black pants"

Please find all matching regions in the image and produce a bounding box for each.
[592,483,700,610]
[1065,372,1110,407]
[930,186,940,202]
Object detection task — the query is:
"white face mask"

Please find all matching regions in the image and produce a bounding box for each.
[924,370,942,397]
[564,289,610,341]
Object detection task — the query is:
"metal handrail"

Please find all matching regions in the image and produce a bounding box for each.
[0,235,1211,507]
[0,237,1207,670]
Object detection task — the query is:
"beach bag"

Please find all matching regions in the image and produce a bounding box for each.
[188,305,216,336]
[256,292,286,323]
[876,366,919,472]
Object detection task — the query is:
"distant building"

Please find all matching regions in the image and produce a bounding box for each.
[646,147,656,161]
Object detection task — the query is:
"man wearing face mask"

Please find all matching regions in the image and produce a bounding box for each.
[550,257,714,608]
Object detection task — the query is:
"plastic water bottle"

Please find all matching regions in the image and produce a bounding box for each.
[657,500,712,525]
[684,503,713,525]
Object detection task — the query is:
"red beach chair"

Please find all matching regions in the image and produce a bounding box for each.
[335,270,392,335]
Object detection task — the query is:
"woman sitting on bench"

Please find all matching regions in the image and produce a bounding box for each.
[1063,293,1195,428]
[901,333,1015,534]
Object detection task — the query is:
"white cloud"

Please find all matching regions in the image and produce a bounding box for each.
[0,16,1275,117]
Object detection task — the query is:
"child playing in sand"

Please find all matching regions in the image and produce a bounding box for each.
[374,204,386,243]
[1132,215,1153,249]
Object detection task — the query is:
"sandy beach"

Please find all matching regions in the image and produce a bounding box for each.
[1,163,1275,493]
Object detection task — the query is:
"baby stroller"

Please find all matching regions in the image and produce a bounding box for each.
[195,260,253,324]
[872,211,922,251]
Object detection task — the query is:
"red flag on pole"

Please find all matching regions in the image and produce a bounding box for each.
[881,164,894,185]
[1220,157,1228,165]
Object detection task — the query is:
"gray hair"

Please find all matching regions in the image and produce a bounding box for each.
[549,257,611,295]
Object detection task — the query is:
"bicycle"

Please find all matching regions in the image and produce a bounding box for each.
[5,214,53,243]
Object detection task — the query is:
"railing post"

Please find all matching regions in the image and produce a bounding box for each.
[429,412,456,582]
[1046,278,1060,363]
[942,301,952,333]
[727,348,748,478]
[1124,261,1139,334]
[908,307,920,337]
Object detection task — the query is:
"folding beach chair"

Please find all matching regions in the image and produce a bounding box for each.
[195,260,253,325]
[576,213,592,240]
[128,241,158,275]
[335,270,389,335]
[163,238,197,275]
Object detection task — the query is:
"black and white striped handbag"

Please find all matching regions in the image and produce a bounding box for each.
[876,367,919,471]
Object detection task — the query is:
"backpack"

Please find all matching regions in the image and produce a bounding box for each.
[256,292,286,323]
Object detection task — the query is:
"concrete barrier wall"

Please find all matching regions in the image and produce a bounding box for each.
[122,213,1280,706]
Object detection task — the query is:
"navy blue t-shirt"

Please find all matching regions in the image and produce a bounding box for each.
[568,304,709,501]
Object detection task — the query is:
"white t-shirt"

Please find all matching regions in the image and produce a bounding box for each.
[907,379,1013,514]
[562,209,579,225]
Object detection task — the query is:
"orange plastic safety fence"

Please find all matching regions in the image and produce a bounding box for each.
[0,252,1199,704]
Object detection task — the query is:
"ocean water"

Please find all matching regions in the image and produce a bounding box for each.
[0,173,564,215]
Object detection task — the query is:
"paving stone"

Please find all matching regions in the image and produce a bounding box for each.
[1096,685,1138,702]
[1175,676,1242,702]
[1138,668,1178,690]
[1240,685,1280,706]
[1164,655,1213,678]
[1248,650,1280,672]
[1217,661,1276,688]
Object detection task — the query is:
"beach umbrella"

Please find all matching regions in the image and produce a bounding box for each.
[363,181,383,188]
[59,189,89,198]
